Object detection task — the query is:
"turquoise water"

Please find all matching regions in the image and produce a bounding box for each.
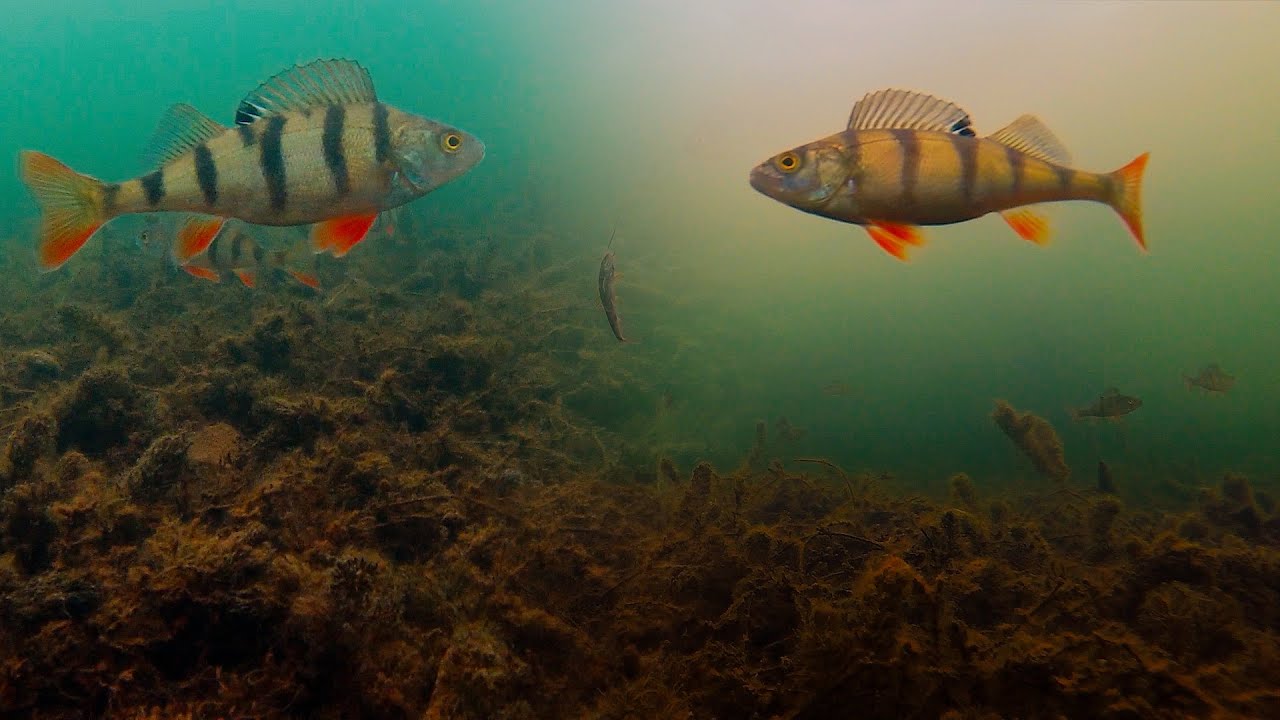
[3,0,1278,489]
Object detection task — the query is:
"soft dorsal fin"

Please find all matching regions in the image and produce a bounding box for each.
[1103,387,1120,396]
[143,103,227,168]
[235,58,377,126]
[986,114,1071,165]
[847,89,976,136]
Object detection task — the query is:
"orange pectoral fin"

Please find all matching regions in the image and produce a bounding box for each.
[182,265,221,283]
[174,217,227,262]
[234,270,257,288]
[311,213,379,257]
[1001,208,1051,245]
[865,221,924,261]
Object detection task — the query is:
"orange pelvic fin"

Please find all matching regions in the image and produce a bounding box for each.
[234,269,257,288]
[865,221,925,261]
[174,217,227,263]
[19,151,109,271]
[1109,152,1150,251]
[1000,208,1052,245]
[182,265,221,283]
[311,213,379,257]
[286,270,321,290]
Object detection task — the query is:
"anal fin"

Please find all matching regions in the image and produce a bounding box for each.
[311,213,379,257]
[182,265,221,283]
[286,270,321,290]
[174,217,227,262]
[865,221,925,261]
[1001,208,1052,245]
[234,269,257,288]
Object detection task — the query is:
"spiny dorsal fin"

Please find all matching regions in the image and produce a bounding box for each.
[847,89,975,136]
[235,58,377,126]
[986,114,1071,165]
[143,103,227,168]
[1103,387,1120,396]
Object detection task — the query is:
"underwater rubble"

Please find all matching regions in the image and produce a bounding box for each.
[0,229,1278,719]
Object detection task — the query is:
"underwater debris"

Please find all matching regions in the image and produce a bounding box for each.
[2,413,56,488]
[1097,459,1116,494]
[125,433,193,501]
[55,304,131,353]
[949,472,978,508]
[9,350,63,387]
[991,400,1070,482]
[53,366,156,457]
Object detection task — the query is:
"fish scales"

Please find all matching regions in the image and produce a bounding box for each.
[843,130,1110,225]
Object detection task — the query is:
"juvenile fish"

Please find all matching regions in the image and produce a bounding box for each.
[750,88,1149,260]
[172,217,318,289]
[598,250,629,342]
[1185,363,1235,394]
[1070,388,1142,420]
[20,58,484,270]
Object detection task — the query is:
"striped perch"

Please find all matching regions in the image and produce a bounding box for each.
[171,217,319,290]
[19,58,484,270]
[749,89,1148,261]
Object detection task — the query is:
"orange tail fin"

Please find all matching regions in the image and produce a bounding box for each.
[1109,152,1149,251]
[19,151,110,270]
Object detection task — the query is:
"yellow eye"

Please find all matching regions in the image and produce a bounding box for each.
[441,133,463,153]
[775,151,801,173]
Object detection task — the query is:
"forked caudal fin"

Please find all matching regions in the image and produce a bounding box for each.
[19,151,110,270]
[1109,152,1150,251]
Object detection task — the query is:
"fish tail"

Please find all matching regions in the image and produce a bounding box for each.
[1107,152,1149,251]
[19,151,111,270]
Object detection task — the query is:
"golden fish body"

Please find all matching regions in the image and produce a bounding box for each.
[816,129,1114,225]
[750,89,1148,261]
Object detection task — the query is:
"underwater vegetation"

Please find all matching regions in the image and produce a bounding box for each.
[0,206,1278,719]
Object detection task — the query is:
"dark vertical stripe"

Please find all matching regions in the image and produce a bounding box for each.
[230,232,244,265]
[237,123,256,148]
[1005,146,1025,198]
[1055,165,1075,192]
[373,103,391,164]
[322,105,350,195]
[194,143,218,207]
[141,170,165,206]
[890,129,920,207]
[951,135,978,204]
[102,183,120,214]
[259,115,288,212]
[252,243,265,264]
[207,233,220,267]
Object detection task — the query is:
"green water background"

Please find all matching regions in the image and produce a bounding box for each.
[1,1,1277,490]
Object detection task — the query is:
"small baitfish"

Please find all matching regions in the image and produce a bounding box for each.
[1184,363,1235,394]
[749,89,1149,260]
[20,58,484,271]
[1070,388,1143,420]
[171,217,318,290]
[598,250,628,343]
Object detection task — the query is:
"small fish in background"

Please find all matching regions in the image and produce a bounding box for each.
[1070,388,1143,421]
[172,218,319,290]
[749,88,1149,261]
[598,224,633,343]
[821,381,852,397]
[20,58,484,271]
[1185,363,1235,395]
[775,416,806,443]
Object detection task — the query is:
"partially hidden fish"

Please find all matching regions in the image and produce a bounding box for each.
[20,58,484,271]
[1070,388,1143,420]
[172,217,319,289]
[1184,363,1235,394]
[749,89,1149,260]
